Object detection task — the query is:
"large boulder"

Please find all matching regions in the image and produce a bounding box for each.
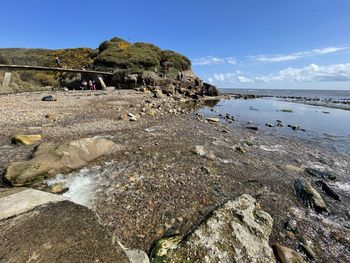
[0,197,129,263]
[4,137,123,186]
[151,194,275,262]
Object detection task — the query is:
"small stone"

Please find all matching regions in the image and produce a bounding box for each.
[50,183,68,194]
[206,117,220,123]
[246,126,258,131]
[235,146,246,154]
[11,134,42,145]
[265,123,274,127]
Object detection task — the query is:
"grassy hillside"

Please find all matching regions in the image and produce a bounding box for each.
[0,37,192,90]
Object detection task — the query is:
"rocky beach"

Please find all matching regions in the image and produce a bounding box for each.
[0,35,350,263]
[1,87,349,262]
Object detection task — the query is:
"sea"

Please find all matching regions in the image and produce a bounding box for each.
[220,89,350,100]
[200,89,350,154]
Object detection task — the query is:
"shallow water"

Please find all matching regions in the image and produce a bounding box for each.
[199,98,350,154]
[221,89,350,100]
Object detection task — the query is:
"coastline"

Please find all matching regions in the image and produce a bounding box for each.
[0,90,349,262]
[219,88,350,111]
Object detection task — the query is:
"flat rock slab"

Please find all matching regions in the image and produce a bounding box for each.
[0,201,129,263]
[0,188,68,220]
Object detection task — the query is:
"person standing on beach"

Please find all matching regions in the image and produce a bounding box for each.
[88,80,93,90]
[92,81,96,91]
[55,56,61,67]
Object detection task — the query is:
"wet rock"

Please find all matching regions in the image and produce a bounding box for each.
[266,123,274,127]
[41,95,56,101]
[279,109,293,113]
[315,180,341,201]
[304,167,337,181]
[246,126,259,131]
[4,137,122,186]
[294,179,327,212]
[0,200,129,262]
[273,244,306,263]
[243,140,254,146]
[151,194,275,262]
[206,117,220,123]
[300,244,316,260]
[235,146,246,154]
[284,219,298,233]
[50,183,68,194]
[11,134,42,145]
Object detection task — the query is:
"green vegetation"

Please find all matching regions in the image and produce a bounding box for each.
[94,37,191,74]
[0,37,192,90]
[0,47,94,89]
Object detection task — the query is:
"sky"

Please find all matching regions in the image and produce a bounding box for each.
[1,0,350,89]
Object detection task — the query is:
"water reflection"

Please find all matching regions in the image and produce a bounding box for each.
[199,98,350,153]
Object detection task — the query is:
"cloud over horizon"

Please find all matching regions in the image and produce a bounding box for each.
[192,56,237,66]
[249,46,348,63]
[208,70,253,84]
[256,63,350,82]
[206,63,350,87]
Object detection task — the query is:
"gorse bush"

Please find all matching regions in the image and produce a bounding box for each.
[94,37,191,72]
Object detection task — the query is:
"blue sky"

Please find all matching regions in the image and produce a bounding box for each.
[1,0,350,89]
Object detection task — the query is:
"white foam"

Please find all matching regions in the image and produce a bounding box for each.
[45,168,101,208]
[259,145,285,152]
[333,182,350,193]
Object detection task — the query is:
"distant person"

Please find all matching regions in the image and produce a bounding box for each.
[55,56,61,67]
[88,80,93,90]
[92,81,96,91]
[81,80,88,90]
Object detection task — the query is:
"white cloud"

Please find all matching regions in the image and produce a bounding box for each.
[210,71,253,84]
[238,76,254,83]
[249,46,348,63]
[192,56,237,66]
[256,63,350,82]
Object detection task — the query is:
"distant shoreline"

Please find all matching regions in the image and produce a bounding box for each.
[220,88,350,111]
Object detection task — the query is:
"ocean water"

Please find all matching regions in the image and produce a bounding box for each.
[220,89,350,100]
[200,98,350,154]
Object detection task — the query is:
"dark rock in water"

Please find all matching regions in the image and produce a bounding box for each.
[294,179,327,212]
[315,180,341,201]
[41,95,55,101]
[246,126,259,131]
[284,219,298,233]
[265,123,274,127]
[276,120,282,123]
[277,122,284,127]
[304,168,337,181]
[346,210,350,220]
[291,125,300,130]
